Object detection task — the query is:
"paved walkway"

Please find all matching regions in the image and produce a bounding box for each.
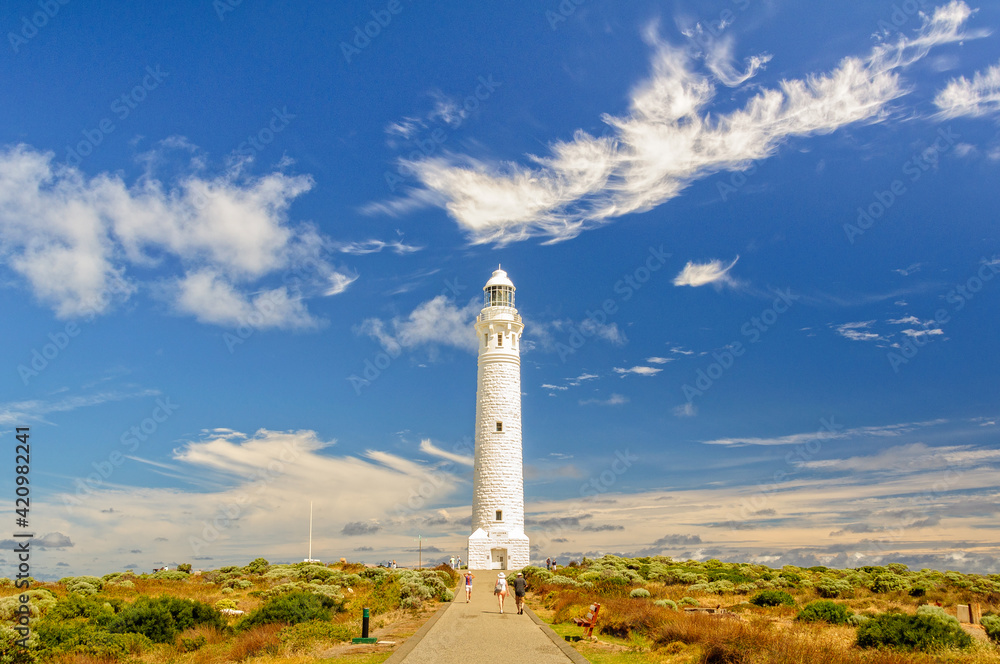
[385,571,587,664]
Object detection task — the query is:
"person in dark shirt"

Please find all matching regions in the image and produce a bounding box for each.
[512,571,528,614]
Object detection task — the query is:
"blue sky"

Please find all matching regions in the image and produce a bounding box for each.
[2,0,1000,577]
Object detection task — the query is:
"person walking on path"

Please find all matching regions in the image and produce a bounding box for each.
[494,573,508,613]
[512,571,528,614]
[464,571,475,602]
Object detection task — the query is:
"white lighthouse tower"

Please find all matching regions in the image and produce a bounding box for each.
[468,267,529,570]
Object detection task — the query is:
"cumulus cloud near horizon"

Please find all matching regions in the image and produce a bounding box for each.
[365,2,979,245]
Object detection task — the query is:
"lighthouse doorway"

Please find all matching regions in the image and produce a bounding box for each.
[490,548,507,570]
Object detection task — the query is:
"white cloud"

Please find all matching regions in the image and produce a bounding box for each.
[673,256,739,287]
[901,328,944,338]
[934,58,1000,118]
[673,402,697,417]
[331,239,423,255]
[419,439,474,466]
[670,346,694,355]
[357,296,480,355]
[542,384,569,391]
[835,320,882,342]
[367,3,978,244]
[704,38,772,87]
[172,270,319,329]
[324,271,359,296]
[0,389,159,426]
[645,356,672,364]
[613,365,662,377]
[700,419,947,447]
[0,143,345,328]
[802,443,1000,473]
[579,393,628,406]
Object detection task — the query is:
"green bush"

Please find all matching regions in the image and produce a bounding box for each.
[678,597,698,607]
[816,577,853,598]
[870,573,906,593]
[35,622,153,660]
[653,599,677,610]
[629,588,651,598]
[238,591,336,629]
[980,614,1000,643]
[108,596,222,643]
[908,586,926,597]
[150,570,189,581]
[749,590,795,607]
[796,600,852,624]
[856,608,973,651]
[244,557,270,574]
[178,634,206,652]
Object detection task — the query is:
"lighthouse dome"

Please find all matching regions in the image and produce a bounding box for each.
[484,268,514,290]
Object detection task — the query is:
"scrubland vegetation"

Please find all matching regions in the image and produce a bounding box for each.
[521,555,1000,663]
[0,559,457,663]
[3,555,999,663]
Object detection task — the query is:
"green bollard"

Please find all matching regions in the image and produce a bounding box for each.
[352,607,377,644]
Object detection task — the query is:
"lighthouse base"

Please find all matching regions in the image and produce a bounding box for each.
[468,528,529,571]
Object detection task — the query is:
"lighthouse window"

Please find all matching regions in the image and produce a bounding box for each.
[496,510,503,521]
[496,421,503,432]
[497,333,503,347]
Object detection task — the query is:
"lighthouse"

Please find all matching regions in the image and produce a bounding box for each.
[468,267,529,570]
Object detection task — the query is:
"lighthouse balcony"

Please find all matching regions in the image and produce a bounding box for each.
[478,307,521,323]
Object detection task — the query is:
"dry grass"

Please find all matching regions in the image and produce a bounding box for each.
[226,623,283,661]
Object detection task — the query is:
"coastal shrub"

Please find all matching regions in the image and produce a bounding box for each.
[870,573,906,593]
[980,614,1000,643]
[678,597,698,607]
[38,623,153,660]
[629,588,650,598]
[856,607,972,651]
[796,600,851,624]
[816,577,852,598]
[654,599,677,610]
[908,586,926,597]
[151,570,189,581]
[238,591,335,629]
[244,557,270,575]
[109,596,222,643]
[749,590,795,607]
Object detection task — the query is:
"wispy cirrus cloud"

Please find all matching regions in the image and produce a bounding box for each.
[673,257,739,287]
[934,58,1000,118]
[365,2,979,244]
[700,418,947,447]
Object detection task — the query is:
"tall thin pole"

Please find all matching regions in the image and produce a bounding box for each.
[308,501,313,562]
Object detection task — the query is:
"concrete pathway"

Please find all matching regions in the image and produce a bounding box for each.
[385,571,587,664]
